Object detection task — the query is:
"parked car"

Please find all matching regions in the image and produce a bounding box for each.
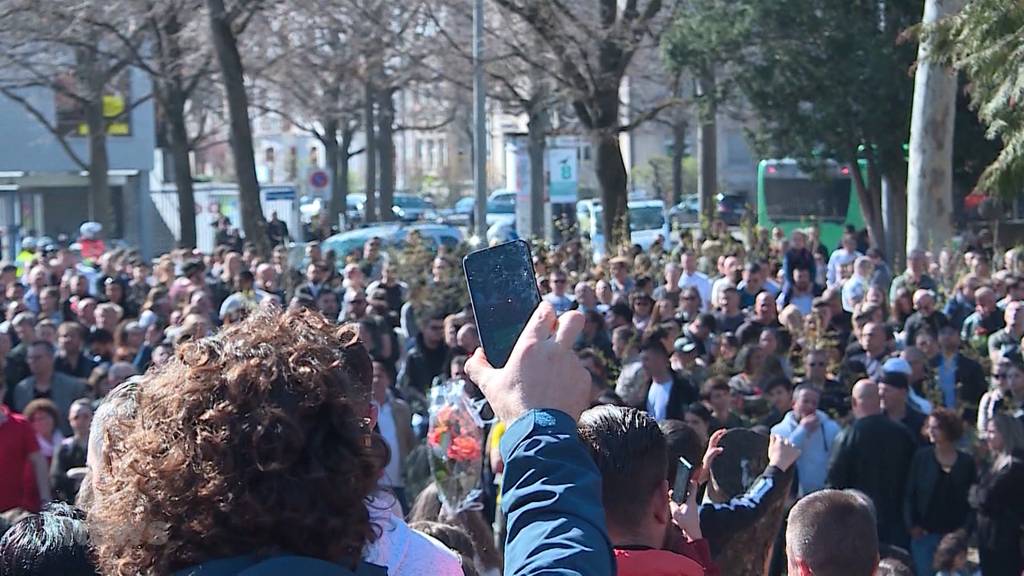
[669,194,700,227]
[343,192,438,224]
[576,199,673,261]
[485,190,517,228]
[717,193,750,226]
[393,193,438,222]
[316,223,463,270]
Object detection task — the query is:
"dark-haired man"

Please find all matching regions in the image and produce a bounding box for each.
[640,337,697,421]
[786,490,879,576]
[771,385,841,496]
[578,406,710,576]
[398,311,448,397]
[13,341,87,436]
[54,322,96,380]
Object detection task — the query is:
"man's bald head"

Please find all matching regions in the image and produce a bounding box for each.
[852,379,880,418]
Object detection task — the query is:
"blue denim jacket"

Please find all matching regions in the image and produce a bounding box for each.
[499,409,615,576]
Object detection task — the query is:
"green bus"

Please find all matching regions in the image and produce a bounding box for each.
[756,159,864,249]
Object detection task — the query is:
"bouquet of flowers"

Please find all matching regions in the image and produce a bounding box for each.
[427,379,484,514]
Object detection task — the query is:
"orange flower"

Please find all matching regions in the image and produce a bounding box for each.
[428,427,446,448]
[446,435,482,462]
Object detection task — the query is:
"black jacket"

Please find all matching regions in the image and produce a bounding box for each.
[903,310,950,347]
[903,446,976,533]
[699,465,791,557]
[930,353,986,418]
[399,335,448,395]
[827,413,917,547]
[665,371,699,421]
[976,457,1024,576]
[51,437,88,502]
[54,352,97,380]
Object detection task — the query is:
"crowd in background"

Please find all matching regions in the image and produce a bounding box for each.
[0,220,1023,576]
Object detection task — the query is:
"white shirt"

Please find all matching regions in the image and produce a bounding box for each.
[543,293,576,316]
[679,270,713,311]
[841,275,870,313]
[646,377,674,421]
[827,248,862,287]
[377,398,403,488]
[363,493,464,576]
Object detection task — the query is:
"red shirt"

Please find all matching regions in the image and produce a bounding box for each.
[614,547,706,576]
[0,405,41,512]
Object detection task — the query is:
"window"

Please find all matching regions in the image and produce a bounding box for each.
[763,177,850,221]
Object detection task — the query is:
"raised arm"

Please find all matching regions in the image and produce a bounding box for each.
[468,303,614,576]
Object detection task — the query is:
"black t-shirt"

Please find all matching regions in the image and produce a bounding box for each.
[922,467,971,534]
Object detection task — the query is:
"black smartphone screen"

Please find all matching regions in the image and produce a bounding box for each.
[672,456,694,505]
[463,239,541,369]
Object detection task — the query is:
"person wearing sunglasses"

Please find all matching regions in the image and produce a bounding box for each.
[977,356,1024,440]
[800,348,846,416]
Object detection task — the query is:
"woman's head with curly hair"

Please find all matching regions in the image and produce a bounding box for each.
[89,308,380,575]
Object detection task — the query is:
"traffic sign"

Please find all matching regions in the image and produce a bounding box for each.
[309,169,330,190]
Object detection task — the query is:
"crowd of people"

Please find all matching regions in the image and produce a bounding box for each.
[0,220,1023,576]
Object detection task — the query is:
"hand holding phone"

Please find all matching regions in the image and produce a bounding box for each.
[464,302,591,423]
[463,240,541,369]
[671,457,694,505]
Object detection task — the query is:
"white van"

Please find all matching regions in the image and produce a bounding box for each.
[576,199,672,260]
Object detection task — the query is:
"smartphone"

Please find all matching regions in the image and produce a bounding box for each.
[463,239,541,369]
[672,456,694,505]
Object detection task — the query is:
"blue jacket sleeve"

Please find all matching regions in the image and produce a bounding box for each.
[499,409,615,576]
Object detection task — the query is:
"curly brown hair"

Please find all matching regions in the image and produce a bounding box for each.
[89,308,380,575]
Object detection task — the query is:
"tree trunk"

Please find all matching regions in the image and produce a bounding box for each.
[363,78,377,223]
[84,98,114,236]
[672,117,687,206]
[527,100,548,239]
[324,118,342,229]
[78,45,113,236]
[206,0,268,256]
[340,126,354,229]
[885,173,908,270]
[377,89,396,222]
[906,0,965,255]
[697,72,718,227]
[593,130,629,251]
[166,89,197,249]
[850,153,885,252]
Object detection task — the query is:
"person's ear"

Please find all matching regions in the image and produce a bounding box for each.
[653,479,670,526]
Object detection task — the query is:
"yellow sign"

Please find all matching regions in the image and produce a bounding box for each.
[75,94,131,136]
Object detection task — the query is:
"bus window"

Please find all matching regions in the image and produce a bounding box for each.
[763,176,850,221]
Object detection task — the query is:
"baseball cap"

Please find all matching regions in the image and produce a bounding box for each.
[882,357,912,375]
[673,336,697,354]
[880,371,909,389]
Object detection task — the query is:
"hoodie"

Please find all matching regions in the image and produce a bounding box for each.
[771,409,840,496]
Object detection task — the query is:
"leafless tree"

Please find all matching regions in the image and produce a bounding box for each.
[81,0,221,249]
[250,0,366,232]
[205,0,268,256]
[488,0,675,248]
[0,1,152,237]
